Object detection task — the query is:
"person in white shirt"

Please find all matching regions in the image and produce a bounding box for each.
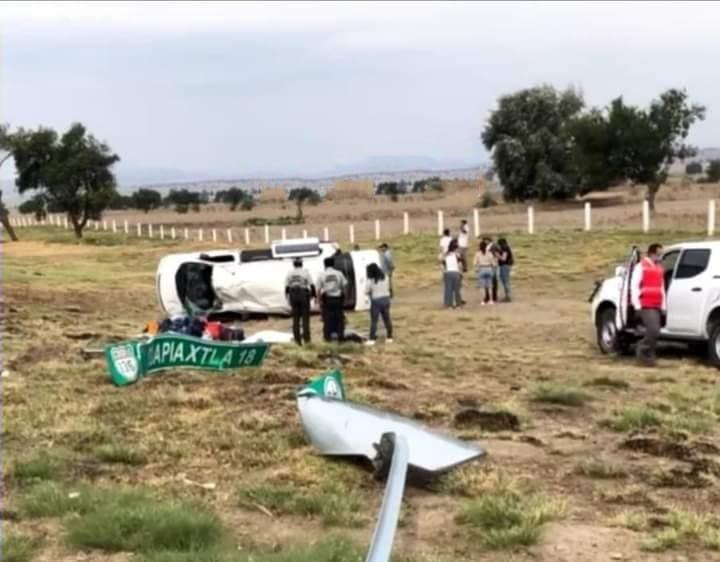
[439,228,452,254]
[441,239,463,308]
[458,219,470,271]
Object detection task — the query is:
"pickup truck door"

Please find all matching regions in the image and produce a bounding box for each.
[617,247,640,330]
[665,248,711,335]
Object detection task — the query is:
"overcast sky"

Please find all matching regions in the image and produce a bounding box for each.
[2,1,719,185]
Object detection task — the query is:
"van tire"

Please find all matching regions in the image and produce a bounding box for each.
[707,323,720,367]
[597,307,618,354]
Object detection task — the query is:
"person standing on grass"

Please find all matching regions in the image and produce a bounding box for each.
[378,242,395,297]
[365,263,393,345]
[483,236,501,302]
[285,258,315,345]
[458,219,470,272]
[439,228,452,254]
[441,239,463,308]
[496,237,514,302]
[474,239,497,305]
[318,257,348,342]
[631,243,666,366]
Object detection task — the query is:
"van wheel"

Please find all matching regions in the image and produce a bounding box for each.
[707,324,720,367]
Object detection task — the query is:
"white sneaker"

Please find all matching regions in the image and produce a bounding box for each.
[386,339,393,344]
[365,340,376,346]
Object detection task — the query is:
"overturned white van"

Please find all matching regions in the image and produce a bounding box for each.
[156,238,381,317]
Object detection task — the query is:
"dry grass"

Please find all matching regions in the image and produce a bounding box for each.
[3,226,720,561]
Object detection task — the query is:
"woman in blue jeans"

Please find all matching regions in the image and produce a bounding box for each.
[365,263,393,345]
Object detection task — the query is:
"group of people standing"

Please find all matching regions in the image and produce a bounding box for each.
[284,243,395,346]
[439,220,514,308]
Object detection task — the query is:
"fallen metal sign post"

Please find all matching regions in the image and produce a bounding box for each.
[297,371,486,562]
[105,333,269,386]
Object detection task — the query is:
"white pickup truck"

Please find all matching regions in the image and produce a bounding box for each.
[591,241,720,366]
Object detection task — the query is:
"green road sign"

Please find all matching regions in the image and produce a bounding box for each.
[105,333,269,386]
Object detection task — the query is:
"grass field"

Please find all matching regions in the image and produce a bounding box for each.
[2,226,720,562]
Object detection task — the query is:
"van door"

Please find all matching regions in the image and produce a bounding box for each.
[665,248,711,335]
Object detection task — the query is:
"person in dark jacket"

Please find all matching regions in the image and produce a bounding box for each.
[285,258,315,345]
[496,237,514,302]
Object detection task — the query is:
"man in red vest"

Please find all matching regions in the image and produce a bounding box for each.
[631,243,666,365]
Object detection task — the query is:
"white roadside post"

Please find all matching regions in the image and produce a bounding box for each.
[375,219,381,241]
[437,210,444,236]
[184,227,189,241]
[64,216,68,229]
[323,226,329,240]
[403,212,409,235]
[148,224,153,238]
[212,228,217,243]
[244,228,250,245]
[124,220,129,235]
[642,200,650,233]
[160,225,165,240]
[584,202,592,232]
[708,199,716,237]
[103,220,107,231]
[112,220,117,233]
[226,228,232,243]
[198,228,204,242]
[281,228,287,240]
[171,226,176,240]
[137,223,142,237]
[473,208,480,238]
[302,229,308,238]
[264,224,270,243]
[349,224,355,244]
[527,206,535,235]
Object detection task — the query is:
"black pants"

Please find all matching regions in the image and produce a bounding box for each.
[492,268,498,302]
[322,296,345,342]
[289,290,311,345]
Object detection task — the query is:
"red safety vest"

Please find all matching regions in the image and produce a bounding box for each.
[639,257,664,309]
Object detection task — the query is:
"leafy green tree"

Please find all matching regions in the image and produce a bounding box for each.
[706,159,720,183]
[18,194,48,220]
[288,187,321,223]
[108,192,133,210]
[131,188,162,213]
[482,85,584,201]
[685,161,703,175]
[572,89,705,212]
[165,189,201,213]
[216,186,253,211]
[6,123,120,238]
[0,124,19,240]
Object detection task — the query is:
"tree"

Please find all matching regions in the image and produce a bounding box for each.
[131,188,162,213]
[482,85,584,201]
[572,90,705,212]
[288,187,321,223]
[6,123,120,238]
[685,161,703,175]
[0,125,19,240]
[376,181,407,201]
[108,192,133,210]
[706,160,720,183]
[165,189,201,213]
[216,187,253,211]
[18,194,48,220]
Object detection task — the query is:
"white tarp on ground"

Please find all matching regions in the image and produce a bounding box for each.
[243,330,295,344]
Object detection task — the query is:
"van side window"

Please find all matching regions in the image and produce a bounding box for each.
[675,249,711,280]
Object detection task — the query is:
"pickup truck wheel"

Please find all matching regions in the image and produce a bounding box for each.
[707,324,720,367]
[597,307,619,354]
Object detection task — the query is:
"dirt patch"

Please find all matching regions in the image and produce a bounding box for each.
[620,436,696,461]
[453,408,520,431]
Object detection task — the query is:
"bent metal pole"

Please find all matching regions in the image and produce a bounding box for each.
[364,433,409,562]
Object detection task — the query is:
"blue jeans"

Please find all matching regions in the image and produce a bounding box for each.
[369,297,393,340]
[499,265,512,300]
[443,271,462,308]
